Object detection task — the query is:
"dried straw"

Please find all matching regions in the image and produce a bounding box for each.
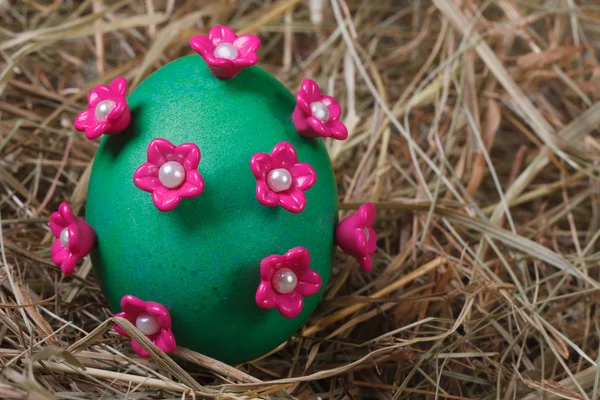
[2,0,600,398]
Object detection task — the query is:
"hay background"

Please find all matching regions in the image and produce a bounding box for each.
[2,0,600,398]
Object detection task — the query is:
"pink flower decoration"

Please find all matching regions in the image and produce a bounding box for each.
[50,202,96,275]
[292,79,348,140]
[133,138,205,212]
[335,203,377,273]
[189,25,261,79]
[255,247,322,318]
[114,295,176,358]
[250,142,316,214]
[74,77,130,140]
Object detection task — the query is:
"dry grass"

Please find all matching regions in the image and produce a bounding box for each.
[1,0,600,398]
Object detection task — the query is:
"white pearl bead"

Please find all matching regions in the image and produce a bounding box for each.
[60,227,70,248]
[158,161,186,189]
[310,101,330,122]
[213,43,239,60]
[135,312,160,336]
[94,100,116,121]
[267,168,292,193]
[272,268,298,294]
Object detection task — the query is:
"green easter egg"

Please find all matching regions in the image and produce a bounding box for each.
[86,55,338,364]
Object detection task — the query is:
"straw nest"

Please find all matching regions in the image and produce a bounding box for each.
[2,0,600,398]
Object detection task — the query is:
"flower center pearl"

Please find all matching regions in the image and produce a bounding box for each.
[213,43,239,60]
[158,161,186,189]
[60,227,70,248]
[94,100,116,121]
[267,168,292,193]
[310,101,330,122]
[135,312,160,336]
[272,268,298,294]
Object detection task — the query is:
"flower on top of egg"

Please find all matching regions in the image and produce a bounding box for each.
[250,141,316,214]
[114,295,176,358]
[74,77,131,140]
[335,203,377,273]
[49,202,96,275]
[255,247,322,319]
[189,25,261,79]
[133,138,205,212]
[292,79,348,140]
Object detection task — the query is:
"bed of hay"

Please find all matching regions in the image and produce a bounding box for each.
[2,0,600,398]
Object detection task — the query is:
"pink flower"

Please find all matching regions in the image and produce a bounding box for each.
[292,79,348,140]
[74,77,130,140]
[335,203,377,273]
[250,142,316,214]
[255,247,322,318]
[133,138,205,212]
[49,202,96,275]
[114,295,176,358]
[189,25,261,79]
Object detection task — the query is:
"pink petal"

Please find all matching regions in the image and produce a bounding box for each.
[321,96,341,120]
[147,138,175,167]
[49,212,68,237]
[278,190,306,214]
[200,53,234,68]
[270,142,298,169]
[88,84,111,108]
[283,246,310,272]
[366,227,377,254]
[131,339,150,358]
[234,34,261,54]
[58,202,76,224]
[189,35,214,55]
[174,143,200,170]
[120,295,147,316]
[152,186,182,212]
[296,269,322,297]
[260,254,283,280]
[106,100,126,122]
[155,330,177,353]
[146,302,172,330]
[327,120,349,141]
[256,282,278,309]
[300,79,322,103]
[276,292,304,319]
[133,163,161,192]
[295,94,311,115]
[359,203,376,227]
[67,224,80,254]
[51,240,68,264]
[73,109,93,132]
[209,25,237,46]
[355,228,369,256]
[250,152,273,179]
[256,181,280,207]
[233,52,258,67]
[113,311,136,336]
[85,122,107,140]
[60,253,79,275]
[306,117,329,136]
[288,163,316,191]
[109,77,127,97]
[176,170,204,198]
[359,255,373,273]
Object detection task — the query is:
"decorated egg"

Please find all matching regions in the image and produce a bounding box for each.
[50,26,376,364]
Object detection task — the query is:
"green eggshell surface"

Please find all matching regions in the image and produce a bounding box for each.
[86,55,338,364]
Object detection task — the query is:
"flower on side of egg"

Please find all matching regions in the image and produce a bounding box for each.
[74,77,130,140]
[255,247,322,318]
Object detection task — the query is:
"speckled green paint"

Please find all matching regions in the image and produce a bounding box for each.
[86,55,338,364]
